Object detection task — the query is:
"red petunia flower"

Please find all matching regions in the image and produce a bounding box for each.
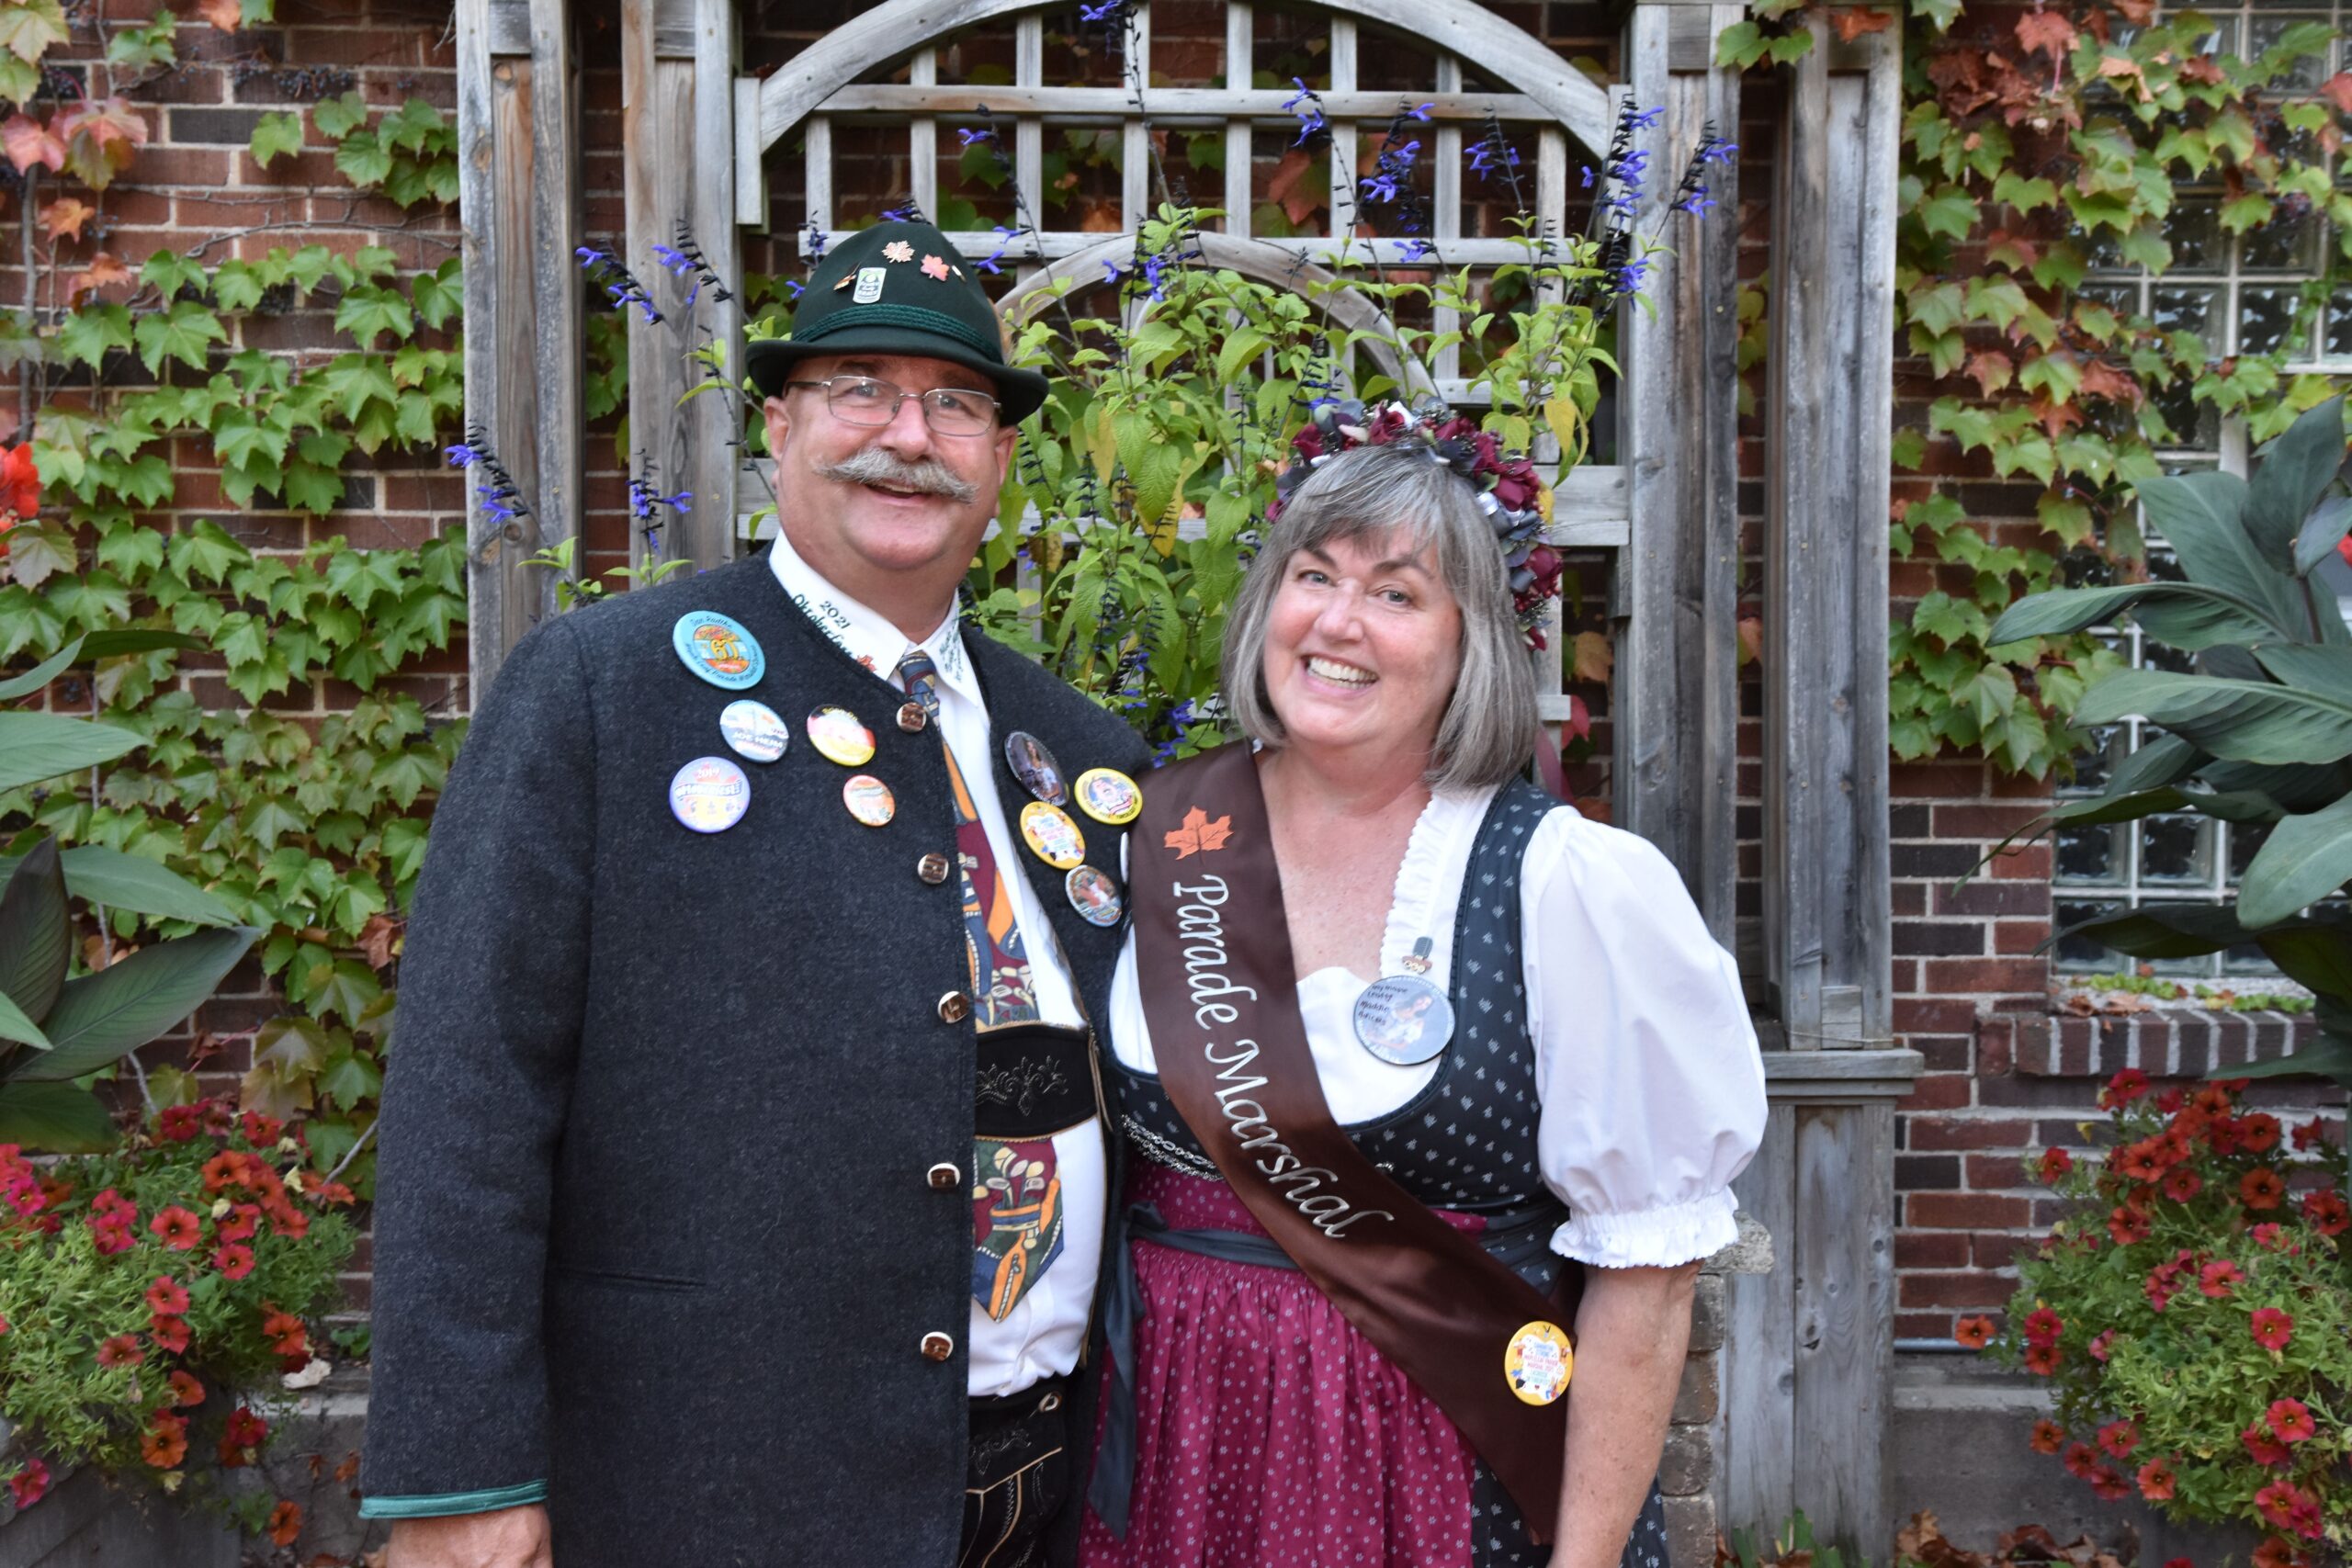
[89,1214,135,1256]
[200,1149,250,1195]
[209,1242,254,1280]
[2252,1222,2286,1250]
[140,1412,187,1469]
[2109,1205,2153,1245]
[96,1333,144,1368]
[2254,1536,2302,1568]
[2243,1421,2292,1466]
[0,443,40,528]
[2198,1259,2244,1297]
[268,1499,302,1546]
[2300,1190,2348,1237]
[155,1104,201,1143]
[1953,1315,1995,1349]
[2137,1458,2177,1501]
[148,1206,200,1250]
[263,1196,310,1239]
[2022,1308,2064,1347]
[240,1111,283,1146]
[2267,1398,2317,1443]
[168,1370,204,1407]
[2290,1119,2326,1152]
[2154,1088,2187,1115]
[2087,1329,2116,1362]
[261,1303,307,1359]
[2256,1479,2323,1538]
[2240,1168,2286,1212]
[8,1455,50,1509]
[2024,1341,2062,1375]
[2097,1419,2139,1460]
[2162,1166,2201,1202]
[2089,1464,2132,1501]
[2062,1441,2098,1479]
[2102,1068,2151,1107]
[2237,1113,2281,1153]
[2116,1141,2168,1183]
[2030,1419,2064,1454]
[215,1202,259,1243]
[148,1314,189,1354]
[144,1276,188,1316]
[2251,1307,2294,1349]
[2037,1147,2075,1183]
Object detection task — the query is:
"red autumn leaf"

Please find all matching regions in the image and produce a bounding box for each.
[1266,146,1326,228]
[1,112,62,174]
[2031,397,2084,442]
[1163,806,1234,860]
[195,0,243,29]
[65,250,132,302]
[2322,72,2352,115]
[2109,0,2154,22]
[2015,10,2079,63]
[2096,55,2149,99]
[37,197,90,241]
[1736,617,1763,670]
[356,913,402,971]
[2076,359,2142,406]
[1965,349,2015,398]
[2180,55,2225,85]
[1829,6,1894,41]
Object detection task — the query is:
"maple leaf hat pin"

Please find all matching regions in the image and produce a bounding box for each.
[1165,807,1234,860]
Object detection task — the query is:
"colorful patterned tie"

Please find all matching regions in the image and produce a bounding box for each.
[896,649,1062,1320]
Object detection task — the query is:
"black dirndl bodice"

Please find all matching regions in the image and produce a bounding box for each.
[1106,778,1673,1568]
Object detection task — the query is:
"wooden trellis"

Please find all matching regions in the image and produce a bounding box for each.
[452,1,1918,1559]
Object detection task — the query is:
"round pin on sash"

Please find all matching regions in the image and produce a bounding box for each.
[1004,730,1069,807]
[669,756,751,834]
[718,699,789,763]
[672,612,764,691]
[1352,937,1453,1066]
[1065,864,1124,927]
[807,705,876,766]
[1504,1321,1573,1406]
[1019,800,1086,870]
[1074,767,1142,826]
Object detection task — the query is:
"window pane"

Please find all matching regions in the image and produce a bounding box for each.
[2166,197,2224,272]
[2325,288,2352,357]
[2249,13,2330,91]
[2058,823,2124,883]
[2053,898,2123,970]
[2067,723,2122,791]
[2241,212,2317,274]
[2229,820,2270,884]
[2236,285,2301,356]
[2154,283,2217,345]
[2140,814,2214,885]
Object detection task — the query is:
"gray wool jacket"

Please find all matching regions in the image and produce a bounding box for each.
[357,548,1148,1566]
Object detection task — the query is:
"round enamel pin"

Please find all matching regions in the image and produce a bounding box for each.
[672,611,764,690]
[1065,864,1124,927]
[718,699,789,763]
[1074,766,1142,826]
[843,773,897,828]
[1019,800,1086,870]
[1504,1321,1573,1406]
[807,705,876,766]
[1352,974,1455,1066]
[669,756,751,834]
[1004,730,1069,807]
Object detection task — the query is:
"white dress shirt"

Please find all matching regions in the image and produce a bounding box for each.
[1108,785,1768,1268]
[769,533,1104,1395]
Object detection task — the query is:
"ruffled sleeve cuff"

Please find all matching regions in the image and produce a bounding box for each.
[1550,1189,1739,1269]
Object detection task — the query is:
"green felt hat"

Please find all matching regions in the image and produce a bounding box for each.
[745,220,1050,424]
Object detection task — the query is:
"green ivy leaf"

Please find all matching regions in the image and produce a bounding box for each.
[333,126,394,188]
[132,299,227,376]
[248,109,305,169]
[312,89,370,140]
[334,285,413,351]
[1915,185,1980,243]
[53,303,132,370]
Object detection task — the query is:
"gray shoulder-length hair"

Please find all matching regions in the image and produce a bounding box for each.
[1222,441,1539,792]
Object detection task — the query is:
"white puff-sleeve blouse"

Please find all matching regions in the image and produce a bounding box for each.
[1105,785,1769,1269]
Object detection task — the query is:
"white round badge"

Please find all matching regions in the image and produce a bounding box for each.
[718,700,790,763]
[669,756,751,834]
[1351,974,1455,1066]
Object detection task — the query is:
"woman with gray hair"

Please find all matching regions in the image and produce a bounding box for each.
[1079,435,1768,1568]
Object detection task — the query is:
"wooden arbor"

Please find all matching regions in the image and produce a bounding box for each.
[449,0,1918,1558]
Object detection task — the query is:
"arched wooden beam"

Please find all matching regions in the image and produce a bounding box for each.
[999,231,1439,398]
[753,0,1611,164]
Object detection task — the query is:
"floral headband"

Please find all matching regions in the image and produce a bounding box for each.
[1268,398,1566,651]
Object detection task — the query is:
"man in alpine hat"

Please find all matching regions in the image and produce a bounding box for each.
[362,219,1149,1568]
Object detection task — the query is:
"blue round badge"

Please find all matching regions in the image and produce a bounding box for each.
[718,699,789,763]
[669,756,752,834]
[672,612,765,691]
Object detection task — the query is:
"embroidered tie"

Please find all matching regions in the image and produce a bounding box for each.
[896,648,1061,1320]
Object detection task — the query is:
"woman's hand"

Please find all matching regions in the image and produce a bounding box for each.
[1547,1259,1702,1568]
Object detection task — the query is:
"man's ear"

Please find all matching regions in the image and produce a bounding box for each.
[762,395,792,459]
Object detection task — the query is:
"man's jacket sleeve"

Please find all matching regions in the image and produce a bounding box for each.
[357,616,596,1517]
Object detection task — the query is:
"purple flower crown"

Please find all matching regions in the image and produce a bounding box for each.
[1267,398,1566,650]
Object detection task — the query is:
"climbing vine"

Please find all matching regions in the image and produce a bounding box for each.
[0,0,466,1191]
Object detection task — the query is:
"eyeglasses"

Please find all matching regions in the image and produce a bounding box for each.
[783,376,1001,436]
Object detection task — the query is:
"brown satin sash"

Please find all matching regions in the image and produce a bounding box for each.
[1130,742,1572,1541]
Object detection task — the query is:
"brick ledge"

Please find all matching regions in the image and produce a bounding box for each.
[1980,1008,2317,1079]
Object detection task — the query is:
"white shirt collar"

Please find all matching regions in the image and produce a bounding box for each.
[765,528,978,700]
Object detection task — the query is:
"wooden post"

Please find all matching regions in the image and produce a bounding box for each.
[456,0,580,700]
[691,0,743,558]
[1618,0,1744,943]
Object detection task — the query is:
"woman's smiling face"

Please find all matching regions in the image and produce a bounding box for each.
[1261,526,1464,764]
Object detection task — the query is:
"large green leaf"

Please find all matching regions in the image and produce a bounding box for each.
[13,926,259,1082]
[78,628,202,660]
[2071,669,2352,764]
[0,711,144,792]
[57,847,238,926]
[0,1079,116,1153]
[2254,920,2352,1000]
[0,634,84,701]
[2201,754,2352,812]
[1988,581,2294,649]
[0,839,67,1024]
[2238,792,2352,927]
[2293,494,2352,576]
[2106,733,2202,794]
[2135,469,2311,637]
[2252,642,2352,705]
[2052,785,2280,827]
[0,990,49,1051]
[2046,900,2250,959]
[2248,396,2347,570]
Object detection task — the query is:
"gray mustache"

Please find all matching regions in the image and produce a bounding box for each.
[819,446,979,504]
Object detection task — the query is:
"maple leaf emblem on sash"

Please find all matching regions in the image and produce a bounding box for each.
[1165,806,1233,858]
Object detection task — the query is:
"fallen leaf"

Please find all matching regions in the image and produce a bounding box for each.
[334,1450,361,1484]
[38,196,91,240]
[1570,629,1613,684]
[2014,10,2078,63]
[1829,6,1894,41]
[1,111,62,174]
[1163,806,1234,860]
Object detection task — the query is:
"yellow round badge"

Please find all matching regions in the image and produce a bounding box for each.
[1019,800,1087,871]
[1074,766,1143,826]
[1503,1321,1574,1407]
[806,705,876,767]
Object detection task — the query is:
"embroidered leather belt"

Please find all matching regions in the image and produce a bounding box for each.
[975,1023,1097,1140]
